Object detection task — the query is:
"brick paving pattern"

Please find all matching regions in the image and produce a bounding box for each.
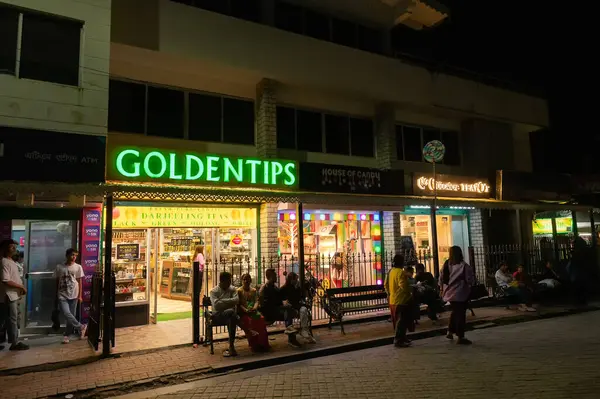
[148,310,600,399]
[0,306,521,398]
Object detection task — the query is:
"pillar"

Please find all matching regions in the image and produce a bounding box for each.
[375,103,397,170]
[256,78,277,159]
[469,208,487,280]
[256,78,280,271]
[382,212,401,265]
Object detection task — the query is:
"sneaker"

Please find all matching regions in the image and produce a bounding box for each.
[80,324,88,339]
[63,336,70,344]
[394,341,411,348]
[284,325,297,335]
[9,342,29,351]
[525,306,537,312]
[456,338,473,345]
[288,338,302,348]
[446,333,454,340]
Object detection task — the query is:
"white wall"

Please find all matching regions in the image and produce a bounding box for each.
[157,0,549,128]
[0,0,110,136]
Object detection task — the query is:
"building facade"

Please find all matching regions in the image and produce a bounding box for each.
[0,0,110,333]
[101,0,565,328]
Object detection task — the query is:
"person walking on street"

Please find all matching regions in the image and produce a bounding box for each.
[384,254,413,348]
[0,239,29,351]
[54,248,87,344]
[440,246,474,345]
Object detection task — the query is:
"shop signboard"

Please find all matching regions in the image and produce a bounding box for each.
[298,163,404,195]
[106,144,298,189]
[0,126,106,183]
[532,217,573,235]
[80,207,102,324]
[116,243,140,260]
[412,174,492,199]
[497,171,572,202]
[112,206,257,229]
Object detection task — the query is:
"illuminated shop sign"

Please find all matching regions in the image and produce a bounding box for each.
[532,217,572,235]
[112,206,257,229]
[107,146,298,189]
[413,174,492,198]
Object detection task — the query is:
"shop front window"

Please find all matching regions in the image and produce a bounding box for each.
[278,209,382,288]
[400,207,471,274]
[111,205,258,325]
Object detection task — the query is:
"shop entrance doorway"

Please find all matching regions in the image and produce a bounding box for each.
[12,220,79,334]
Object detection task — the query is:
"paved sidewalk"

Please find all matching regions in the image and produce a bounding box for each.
[130,310,600,399]
[0,304,587,399]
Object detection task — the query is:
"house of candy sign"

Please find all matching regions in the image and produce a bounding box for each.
[414,174,491,198]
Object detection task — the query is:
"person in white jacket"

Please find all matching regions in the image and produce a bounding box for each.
[209,272,239,357]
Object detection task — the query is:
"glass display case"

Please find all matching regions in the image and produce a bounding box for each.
[112,229,148,304]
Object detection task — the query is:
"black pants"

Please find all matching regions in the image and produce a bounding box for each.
[448,301,467,338]
[211,309,238,348]
[394,305,411,343]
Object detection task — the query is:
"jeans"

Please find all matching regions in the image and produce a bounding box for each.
[505,286,532,306]
[393,305,411,343]
[4,297,19,346]
[448,301,467,338]
[211,308,238,348]
[58,298,82,336]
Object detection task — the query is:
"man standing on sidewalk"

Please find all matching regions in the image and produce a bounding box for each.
[0,239,29,351]
[54,248,86,344]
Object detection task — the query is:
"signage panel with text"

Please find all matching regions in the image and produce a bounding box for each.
[412,174,492,198]
[106,145,298,189]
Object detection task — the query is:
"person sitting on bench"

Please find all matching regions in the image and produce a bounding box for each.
[414,263,442,322]
[209,271,257,357]
[259,268,304,348]
[281,272,315,344]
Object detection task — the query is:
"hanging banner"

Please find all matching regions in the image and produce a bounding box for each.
[112,206,257,229]
[80,207,101,324]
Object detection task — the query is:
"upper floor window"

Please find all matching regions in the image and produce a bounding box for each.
[274,1,383,55]
[0,4,82,86]
[108,79,255,145]
[276,106,374,157]
[395,124,461,165]
[171,0,261,23]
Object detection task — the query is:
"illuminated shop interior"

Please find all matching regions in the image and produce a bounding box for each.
[400,206,472,271]
[110,203,257,325]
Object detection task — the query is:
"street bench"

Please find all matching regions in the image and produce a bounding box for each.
[326,285,388,334]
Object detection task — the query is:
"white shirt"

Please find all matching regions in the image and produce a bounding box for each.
[1,257,23,302]
[495,269,513,288]
[54,263,84,300]
[209,285,238,313]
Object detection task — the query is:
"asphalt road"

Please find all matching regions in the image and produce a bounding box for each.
[120,310,600,399]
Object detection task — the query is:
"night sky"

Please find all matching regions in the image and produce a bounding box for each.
[392,0,592,174]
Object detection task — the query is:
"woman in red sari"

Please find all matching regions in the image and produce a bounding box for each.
[237,274,270,352]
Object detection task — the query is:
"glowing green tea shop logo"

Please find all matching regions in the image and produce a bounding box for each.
[114,148,297,187]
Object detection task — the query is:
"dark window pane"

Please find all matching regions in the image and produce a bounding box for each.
[0,6,18,75]
[423,128,441,146]
[325,115,350,155]
[403,126,422,162]
[331,18,356,47]
[276,106,296,149]
[189,93,222,142]
[350,118,374,157]
[192,0,228,14]
[442,130,461,165]
[20,13,81,86]
[108,80,146,134]
[395,125,404,161]
[146,86,184,139]
[274,1,303,34]
[305,9,330,40]
[230,0,261,22]
[223,98,254,145]
[357,25,382,54]
[297,110,322,152]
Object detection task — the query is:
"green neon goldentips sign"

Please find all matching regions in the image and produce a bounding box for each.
[107,146,298,189]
